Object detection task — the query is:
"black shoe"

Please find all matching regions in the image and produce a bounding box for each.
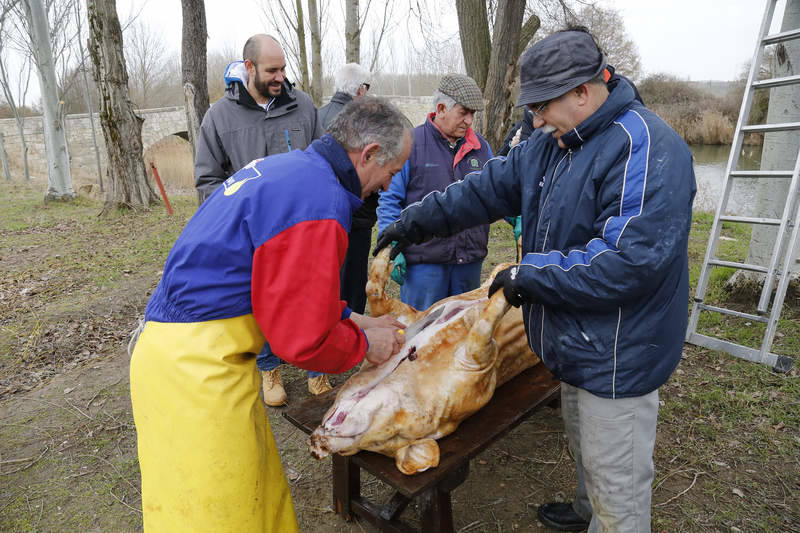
[536,502,590,531]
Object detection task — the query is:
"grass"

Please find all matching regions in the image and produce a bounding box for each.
[1,179,798,532]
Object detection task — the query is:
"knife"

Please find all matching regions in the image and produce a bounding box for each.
[402,306,445,341]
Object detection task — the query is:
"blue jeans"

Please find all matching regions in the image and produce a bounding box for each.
[256,341,323,378]
[400,261,483,310]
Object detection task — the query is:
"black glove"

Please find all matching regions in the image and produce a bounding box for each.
[375,220,413,260]
[488,265,524,307]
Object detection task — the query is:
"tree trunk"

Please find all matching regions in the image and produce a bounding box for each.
[82,66,104,192]
[181,0,209,159]
[73,0,104,192]
[23,0,74,201]
[518,14,541,56]
[0,132,10,181]
[87,0,158,214]
[456,0,491,91]
[294,0,310,91]
[745,0,800,276]
[345,0,360,64]
[482,0,526,151]
[307,0,322,106]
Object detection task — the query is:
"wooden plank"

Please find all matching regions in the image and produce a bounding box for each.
[284,364,560,498]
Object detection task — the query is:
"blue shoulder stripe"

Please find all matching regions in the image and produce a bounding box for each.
[603,110,650,246]
[520,109,649,271]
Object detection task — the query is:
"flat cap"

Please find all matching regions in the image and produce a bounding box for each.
[438,74,485,111]
[517,30,606,106]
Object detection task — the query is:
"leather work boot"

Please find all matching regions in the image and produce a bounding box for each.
[308,375,333,395]
[536,502,590,531]
[261,368,287,406]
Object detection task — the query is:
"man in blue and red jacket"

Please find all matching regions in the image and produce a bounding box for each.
[377,74,493,310]
[130,97,411,533]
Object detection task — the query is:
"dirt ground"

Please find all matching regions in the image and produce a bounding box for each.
[1,182,798,532]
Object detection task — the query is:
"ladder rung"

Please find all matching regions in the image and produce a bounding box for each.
[730,170,794,178]
[751,74,800,90]
[696,304,769,322]
[686,333,787,369]
[719,215,782,225]
[708,259,769,273]
[762,27,800,46]
[741,122,800,133]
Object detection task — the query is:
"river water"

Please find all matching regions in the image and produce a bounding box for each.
[690,143,762,214]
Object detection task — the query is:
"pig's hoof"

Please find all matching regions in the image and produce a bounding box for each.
[395,438,440,475]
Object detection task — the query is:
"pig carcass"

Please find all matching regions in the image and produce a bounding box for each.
[309,248,540,475]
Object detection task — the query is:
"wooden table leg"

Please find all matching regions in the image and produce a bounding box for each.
[419,487,454,533]
[418,462,469,533]
[332,454,360,520]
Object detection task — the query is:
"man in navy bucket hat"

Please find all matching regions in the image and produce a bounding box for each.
[375,27,696,532]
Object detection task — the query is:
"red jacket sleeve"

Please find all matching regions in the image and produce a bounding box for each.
[251,219,367,374]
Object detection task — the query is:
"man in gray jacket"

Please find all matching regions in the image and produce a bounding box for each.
[194,34,323,203]
[194,33,327,404]
[318,63,377,317]
[318,63,372,130]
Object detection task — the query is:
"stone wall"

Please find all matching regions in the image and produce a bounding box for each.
[0,96,432,185]
[0,106,188,184]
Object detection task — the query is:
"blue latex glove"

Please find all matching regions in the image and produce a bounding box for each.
[391,252,407,285]
[513,216,522,241]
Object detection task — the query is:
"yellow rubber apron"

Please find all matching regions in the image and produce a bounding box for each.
[130,315,298,533]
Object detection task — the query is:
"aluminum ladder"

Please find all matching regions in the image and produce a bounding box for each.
[686,0,799,372]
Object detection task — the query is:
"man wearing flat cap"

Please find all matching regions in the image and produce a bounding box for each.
[376,74,493,310]
[376,28,696,532]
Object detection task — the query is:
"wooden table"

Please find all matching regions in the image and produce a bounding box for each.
[283,363,560,533]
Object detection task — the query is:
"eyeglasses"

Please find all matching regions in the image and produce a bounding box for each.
[361,83,371,91]
[529,100,550,118]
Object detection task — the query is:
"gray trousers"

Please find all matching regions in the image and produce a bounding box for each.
[561,382,659,533]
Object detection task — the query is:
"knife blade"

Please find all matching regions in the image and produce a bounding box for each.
[402,306,445,341]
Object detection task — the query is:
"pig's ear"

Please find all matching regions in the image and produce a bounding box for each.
[395,439,440,475]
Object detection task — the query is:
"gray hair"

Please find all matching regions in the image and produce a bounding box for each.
[327,96,412,165]
[334,63,372,96]
[432,89,457,112]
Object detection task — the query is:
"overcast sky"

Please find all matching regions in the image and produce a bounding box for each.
[115,0,777,83]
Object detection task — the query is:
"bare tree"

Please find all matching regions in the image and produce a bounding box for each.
[364,0,395,72]
[181,0,208,158]
[124,20,169,108]
[569,5,641,81]
[23,0,74,200]
[257,0,309,89]
[72,0,102,191]
[457,0,534,149]
[307,0,322,105]
[0,3,32,181]
[456,1,491,90]
[0,131,10,181]
[87,0,158,213]
[345,0,359,63]
[206,41,237,102]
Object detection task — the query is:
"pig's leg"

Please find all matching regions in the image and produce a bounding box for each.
[395,438,440,475]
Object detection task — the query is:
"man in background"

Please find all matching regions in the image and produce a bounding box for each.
[376,74,492,311]
[193,33,328,404]
[319,63,377,317]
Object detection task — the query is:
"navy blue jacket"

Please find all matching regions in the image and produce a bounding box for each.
[378,116,492,265]
[395,80,696,398]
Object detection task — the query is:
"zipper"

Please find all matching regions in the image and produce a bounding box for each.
[536,150,570,252]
